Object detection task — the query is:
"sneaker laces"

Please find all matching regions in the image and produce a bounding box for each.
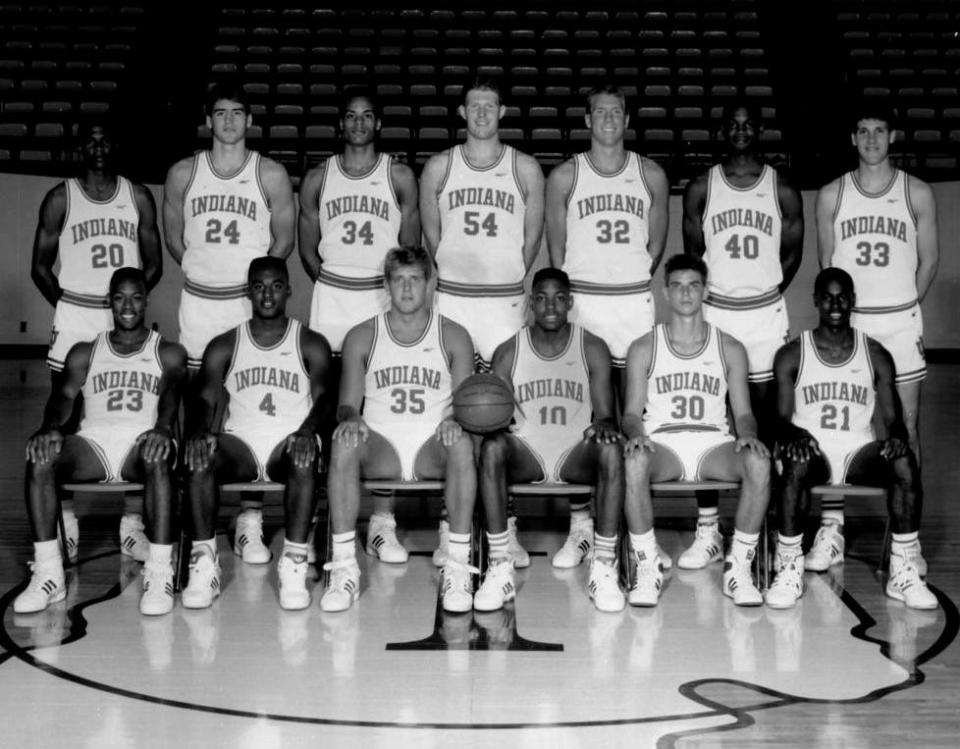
[442,559,480,592]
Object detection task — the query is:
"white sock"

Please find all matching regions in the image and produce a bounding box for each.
[283,538,310,560]
[148,543,172,566]
[191,538,217,557]
[629,529,657,557]
[731,529,759,565]
[331,531,356,561]
[777,534,803,558]
[448,532,471,563]
[698,507,719,526]
[35,539,61,565]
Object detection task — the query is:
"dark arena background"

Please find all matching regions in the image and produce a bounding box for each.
[1,2,959,748]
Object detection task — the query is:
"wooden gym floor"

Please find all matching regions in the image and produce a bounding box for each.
[0,359,958,748]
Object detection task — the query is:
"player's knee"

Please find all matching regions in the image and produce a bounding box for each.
[479,433,508,470]
[327,439,360,476]
[141,455,171,479]
[446,432,475,468]
[624,449,652,483]
[26,456,56,482]
[596,441,623,476]
[890,451,919,489]
[742,449,771,485]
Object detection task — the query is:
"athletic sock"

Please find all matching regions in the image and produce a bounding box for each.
[891,531,920,557]
[570,502,592,529]
[594,533,617,563]
[486,530,510,563]
[148,543,173,566]
[191,538,217,558]
[331,531,356,561]
[697,506,719,526]
[448,532,471,563]
[629,529,657,557]
[730,529,760,565]
[35,539,61,564]
[283,539,310,560]
[776,534,803,558]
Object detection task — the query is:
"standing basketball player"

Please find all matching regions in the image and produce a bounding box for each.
[181,258,332,611]
[419,78,543,564]
[767,268,935,610]
[622,254,770,607]
[475,268,626,613]
[544,83,669,568]
[814,102,938,565]
[419,78,544,369]
[681,102,804,570]
[321,246,477,614]
[163,80,296,561]
[30,120,163,563]
[298,89,420,564]
[15,268,187,616]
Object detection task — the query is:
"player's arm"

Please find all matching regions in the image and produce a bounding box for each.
[260,157,296,259]
[490,335,516,384]
[643,158,670,274]
[418,151,450,258]
[27,340,91,464]
[333,319,375,446]
[131,182,163,291]
[868,338,911,460]
[517,153,546,271]
[30,184,67,306]
[582,330,620,444]
[296,164,325,283]
[776,174,805,292]
[721,332,769,456]
[161,158,193,266]
[184,331,234,471]
[621,333,654,455]
[544,158,574,268]
[286,327,335,467]
[392,160,421,246]
[437,317,476,446]
[681,173,708,259]
[815,179,840,269]
[140,340,188,463]
[771,339,817,462]
[909,176,940,302]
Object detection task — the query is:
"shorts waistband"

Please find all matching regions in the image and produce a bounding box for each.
[437,279,524,297]
[184,279,248,300]
[318,268,384,291]
[651,424,725,435]
[852,299,918,314]
[61,290,109,309]
[568,279,651,295]
[704,288,781,311]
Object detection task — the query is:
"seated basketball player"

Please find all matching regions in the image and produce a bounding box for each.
[181,257,332,611]
[15,268,187,616]
[622,253,770,607]
[321,245,477,614]
[766,268,936,610]
[474,268,625,612]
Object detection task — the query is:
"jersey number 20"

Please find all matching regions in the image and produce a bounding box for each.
[91,243,125,268]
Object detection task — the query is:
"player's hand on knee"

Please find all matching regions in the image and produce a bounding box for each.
[881,437,909,461]
[783,434,818,464]
[735,435,769,457]
[333,417,367,448]
[583,419,621,445]
[435,417,464,448]
[185,432,217,472]
[623,435,654,457]
[138,426,173,463]
[285,429,318,468]
[26,429,63,465]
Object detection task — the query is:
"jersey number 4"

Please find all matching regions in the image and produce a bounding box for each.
[259,393,277,417]
[464,211,498,237]
[205,218,240,245]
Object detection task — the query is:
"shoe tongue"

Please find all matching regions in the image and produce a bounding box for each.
[285,552,308,564]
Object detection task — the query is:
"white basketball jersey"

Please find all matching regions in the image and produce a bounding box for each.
[224,319,311,436]
[562,152,652,292]
[181,151,272,292]
[317,154,401,281]
[702,165,783,301]
[59,177,141,306]
[512,325,592,444]
[643,324,730,435]
[434,145,526,293]
[79,330,162,435]
[793,330,875,444]
[363,312,453,430]
[831,170,918,311]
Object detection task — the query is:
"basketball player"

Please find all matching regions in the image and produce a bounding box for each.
[163,79,296,562]
[30,120,163,563]
[622,254,770,607]
[181,257,332,611]
[680,102,804,570]
[767,268,936,610]
[14,268,187,616]
[475,268,626,613]
[419,78,543,564]
[298,88,420,564]
[544,83,669,569]
[814,102,938,567]
[321,246,477,614]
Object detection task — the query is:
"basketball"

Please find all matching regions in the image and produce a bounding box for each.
[452,373,515,434]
